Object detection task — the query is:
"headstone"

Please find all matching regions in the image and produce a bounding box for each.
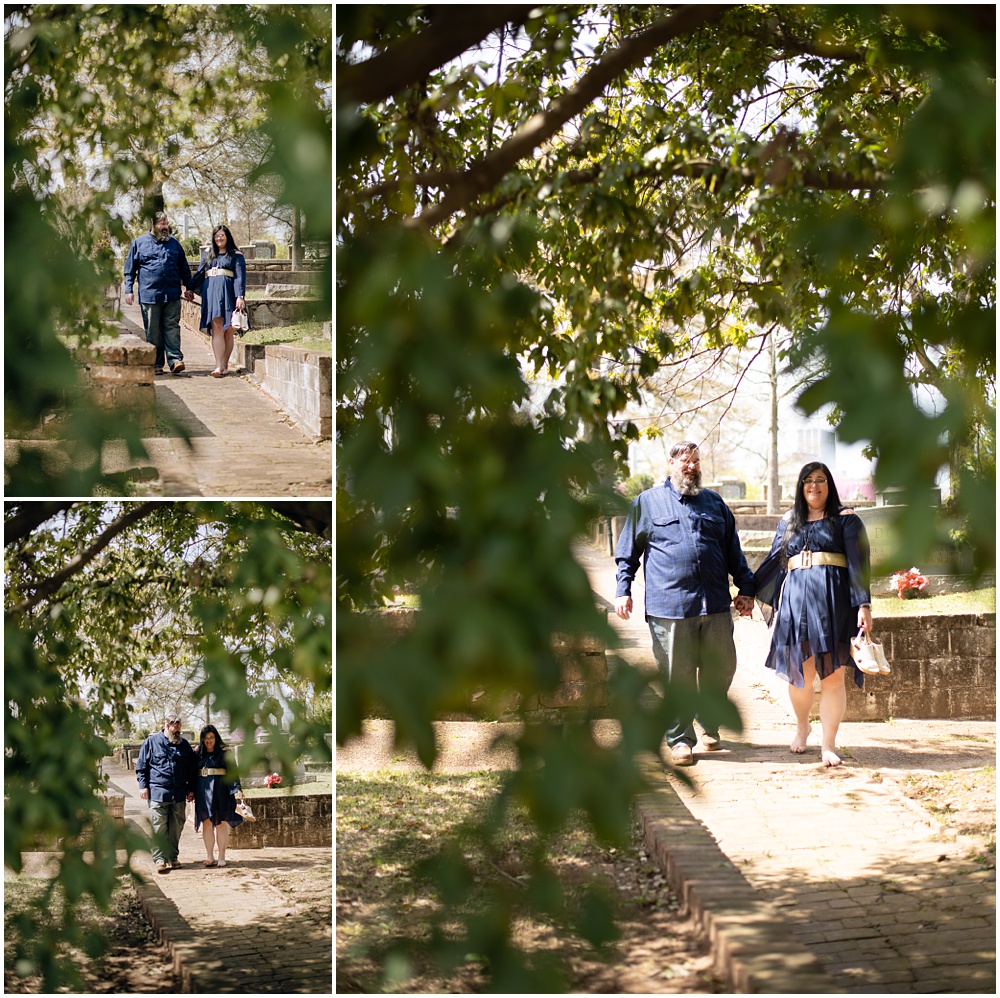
[254,240,275,259]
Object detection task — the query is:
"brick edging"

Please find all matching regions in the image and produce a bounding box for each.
[131,865,198,992]
[635,756,843,994]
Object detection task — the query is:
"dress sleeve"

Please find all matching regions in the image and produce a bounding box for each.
[234,253,246,298]
[225,750,242,793]
[842,513,872,606]
[751,519,788,625]
[614,495,646,598]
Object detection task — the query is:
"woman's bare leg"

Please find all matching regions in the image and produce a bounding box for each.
[216,821,230,863]
[818,659,847,767]
[210,316,226,373]
[788,656,817,753]
[221,327,235,373]
[202,819,216,861]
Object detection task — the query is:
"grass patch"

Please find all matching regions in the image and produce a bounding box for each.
[872,588,995,616]
[243,777,331,798]
[239,320,329,354]
[336,769,723,994]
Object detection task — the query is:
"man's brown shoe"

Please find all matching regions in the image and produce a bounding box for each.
[700,733,721,751]
[156,862,170,874]
[170,361,185,374]
[671,744,695,767]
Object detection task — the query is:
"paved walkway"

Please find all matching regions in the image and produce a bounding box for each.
[575,542,996,994]
[108,303,331,496]
[103,759,332,993]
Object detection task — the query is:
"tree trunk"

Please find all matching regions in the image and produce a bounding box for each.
[767,330,780,514]
[291,205,302,269]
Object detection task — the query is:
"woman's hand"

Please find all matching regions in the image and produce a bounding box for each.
[858,605,873,633]
[236,295,246,312]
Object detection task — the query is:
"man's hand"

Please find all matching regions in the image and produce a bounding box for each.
[733,595,754,617]
[183,289,195,301]
[186,791,195,802]
[139,788,149,800]
[615,595,632,620]
[125,293,134,306]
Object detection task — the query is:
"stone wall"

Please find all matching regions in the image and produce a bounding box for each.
[844,613,995,721]
[735,613,996,720]
[369,602,611,713]
[228,793,331,848]
[180,295,317,330]
[254,344,332,441]
[75,335,155,431]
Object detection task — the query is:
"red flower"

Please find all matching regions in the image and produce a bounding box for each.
[265,772,283,788]
[891,567,928,599]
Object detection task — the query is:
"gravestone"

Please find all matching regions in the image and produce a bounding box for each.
[254,240,276,259]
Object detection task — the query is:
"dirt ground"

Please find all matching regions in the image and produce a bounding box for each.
[4,874,178,994]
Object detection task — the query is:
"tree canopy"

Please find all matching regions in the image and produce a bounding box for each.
[4,500,331,990]
[5,4,332,495]
[337,4,994,988]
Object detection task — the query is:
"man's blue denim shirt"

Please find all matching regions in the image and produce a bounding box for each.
[123,233,193,303]
[615,480,754,620]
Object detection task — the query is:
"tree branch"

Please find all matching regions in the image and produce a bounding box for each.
[9,502,161,615]
[405,5,739,230]
[337,5,537,106]
[4,502,75,548]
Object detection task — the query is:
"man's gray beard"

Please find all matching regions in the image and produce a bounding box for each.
[670,470,702,496]
[165,730,181,744]
[151,227,170,243]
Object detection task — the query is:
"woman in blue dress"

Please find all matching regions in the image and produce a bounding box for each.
[753,462,873,767]
[192,224,247,378]
[194,724,244,867]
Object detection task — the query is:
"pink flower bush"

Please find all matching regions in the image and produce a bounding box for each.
[265,772,283,788]
[891,567,928,599]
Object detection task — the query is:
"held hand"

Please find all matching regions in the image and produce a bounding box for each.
[858,605,873,633]
[733,595,754,617]
[125,293,134,306]
[186,792,195,802]
[183,289,195,301]
[615,595,632,620]
[139,788,149,800]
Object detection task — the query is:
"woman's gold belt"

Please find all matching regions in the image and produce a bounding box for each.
[206,268,235,277]
[787,552,848,570]
[199,767,227,776]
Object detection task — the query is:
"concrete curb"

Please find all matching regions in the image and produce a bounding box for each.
[635,756,844,994]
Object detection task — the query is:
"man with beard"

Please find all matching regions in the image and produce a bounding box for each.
[136,713,197,873]
[614,441,755,766]
[123,211,195,374]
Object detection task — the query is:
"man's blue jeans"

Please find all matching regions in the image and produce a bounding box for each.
[148,800,186,864]
[648,612,738,748]
[139,299,183,370]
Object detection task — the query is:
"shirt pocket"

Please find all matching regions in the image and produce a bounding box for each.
[651,516,681,541]
[695,512,726,541]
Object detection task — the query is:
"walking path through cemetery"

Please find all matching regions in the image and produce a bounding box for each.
[103,758,332,993]
[107,303,331,497]
[340,544,995,993]
[576,542,996,994]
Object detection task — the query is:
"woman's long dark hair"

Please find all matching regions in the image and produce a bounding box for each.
[781,461,844,556]
[196,723,227,760]
[208,224,238,259]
